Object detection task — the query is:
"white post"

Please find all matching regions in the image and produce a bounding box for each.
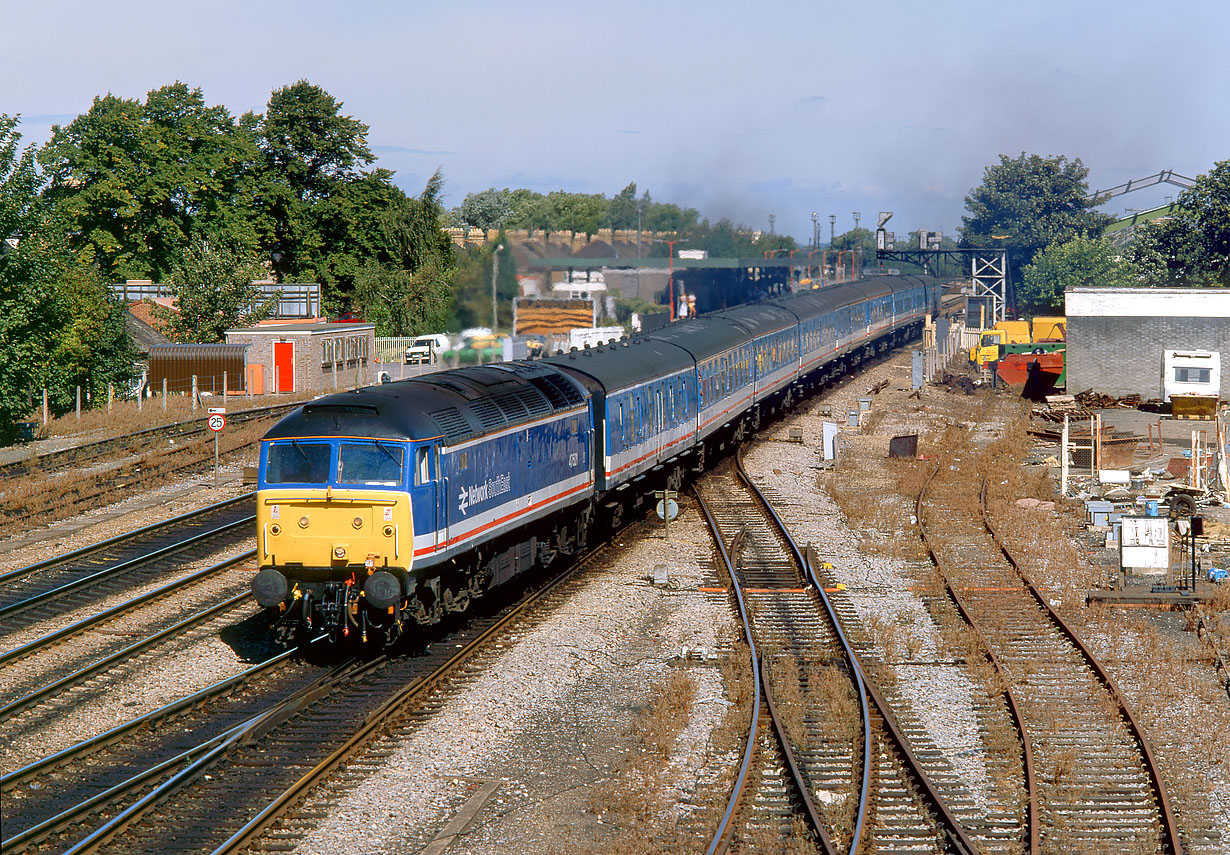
[274,366,279,395]
[107,383,113,414]
[42,389,48,425]
[1061,414,1070,496]
[76,386,81,421]
[192,375,198,411]
[223,371,228,400]
[333,360,338,390]
[162,377,168,412]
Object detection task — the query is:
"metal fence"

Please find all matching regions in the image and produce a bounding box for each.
[375,337,412,364]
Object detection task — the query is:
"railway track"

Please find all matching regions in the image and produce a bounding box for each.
[917,447,1182,854]
[0,642,342,853]
[0,495,255,650]
[14,542,615,855]
[0,402,301,481]
[698,455,983,854]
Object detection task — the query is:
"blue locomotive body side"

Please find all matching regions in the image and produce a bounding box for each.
[417,406,592,566]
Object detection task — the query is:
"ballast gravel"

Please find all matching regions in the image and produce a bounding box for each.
[288,514,736,855]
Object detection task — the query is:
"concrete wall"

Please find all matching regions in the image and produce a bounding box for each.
[1066,288,1230,399]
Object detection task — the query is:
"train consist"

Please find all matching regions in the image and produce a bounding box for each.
[250,275,941,644]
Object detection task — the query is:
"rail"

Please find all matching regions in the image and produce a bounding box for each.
[980,478,1182,854]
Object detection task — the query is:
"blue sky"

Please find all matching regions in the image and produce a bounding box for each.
[4,0,1227,243]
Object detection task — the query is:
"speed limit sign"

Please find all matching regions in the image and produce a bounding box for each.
[208,413,226,432]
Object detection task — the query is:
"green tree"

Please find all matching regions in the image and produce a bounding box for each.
[154,237,275,342]
[454,188,512,231]
[39,84,258,282]
[1126,160,1230,286]
[0,116,136,438]
[255,80,403,308]
[448,239,515,332]
[1019,235,1137,314]
[0,116,59,438]
[607,182,639,230]
[960,152,1113,283]
[353,172,456,335]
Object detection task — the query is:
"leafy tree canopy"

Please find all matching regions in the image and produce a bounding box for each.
[39,84,258,282]
[1125,160,1230,286]
[1019,235,1137,314]
[960,152,1113,281]
[352,171,456,336]
[1,115,136,439]
[450,183,702,240]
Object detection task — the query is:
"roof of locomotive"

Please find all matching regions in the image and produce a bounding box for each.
[542,336,695,393]
[263,361,589,446]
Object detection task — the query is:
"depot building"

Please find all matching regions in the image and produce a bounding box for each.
[1064,287,1230,401]
[225,322,376,395]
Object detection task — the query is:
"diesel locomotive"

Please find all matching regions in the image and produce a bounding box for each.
[250,275,941,645]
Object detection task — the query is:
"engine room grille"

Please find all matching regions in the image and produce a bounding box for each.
[490,391,530,421]
[429,407,472,443]
[469,398,505,432]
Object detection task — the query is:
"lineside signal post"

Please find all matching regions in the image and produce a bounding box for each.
[654,489,679,540]
[208,408,226,485]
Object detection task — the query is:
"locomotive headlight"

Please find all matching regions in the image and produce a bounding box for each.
[383,525,394,537]
[334,546,347,559]
[299,516,310,529]
[352,516,363,529]
[270,524,281,536]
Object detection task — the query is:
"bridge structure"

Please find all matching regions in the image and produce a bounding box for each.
[521,252,867,318]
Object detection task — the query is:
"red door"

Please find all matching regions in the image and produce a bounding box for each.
[273,341,295,392]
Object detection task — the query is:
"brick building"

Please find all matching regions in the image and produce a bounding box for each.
[225,323,376,395]
[1065,287,1230,400]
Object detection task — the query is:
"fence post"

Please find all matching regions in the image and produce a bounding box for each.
[333,360,338,390]
[108,383,113,414]
[192,375,198,411]
[42,389,48,426]
[162,377,168,412]
[223,371,228,400]
[76,386,81,421]
[274,366,279,395]
[137,381,142,412]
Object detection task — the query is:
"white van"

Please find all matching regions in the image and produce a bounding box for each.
[405,334,451,365]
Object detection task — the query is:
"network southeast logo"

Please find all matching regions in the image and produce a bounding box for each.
[457,472,512,515]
